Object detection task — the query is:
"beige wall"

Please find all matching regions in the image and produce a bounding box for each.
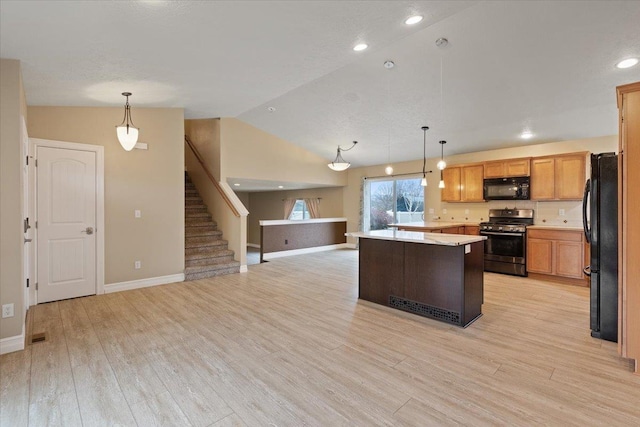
[27,106,185,284]
[246,187,344,245]
[220,118,346,187]
[345,136,618,241]
[0,59,26,340]
[185,119,221,181]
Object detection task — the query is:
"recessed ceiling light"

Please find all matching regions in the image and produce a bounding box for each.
[405,15,423,25]
[616,58,639,69]
[520,131,534,139]
[353,43,368,52]
[267,106,276,112]
[278,185,284,189]
[234,183,240,187]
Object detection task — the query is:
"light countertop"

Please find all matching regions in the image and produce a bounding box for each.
[528,225,583,231]
[389,221,480,229]
[260,217,347,226]
[347,230,486,246]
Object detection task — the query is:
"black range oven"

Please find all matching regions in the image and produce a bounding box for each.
[480,209,534,277]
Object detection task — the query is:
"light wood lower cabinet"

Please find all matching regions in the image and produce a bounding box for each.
[527,229,585,281]
[617,81,640,373]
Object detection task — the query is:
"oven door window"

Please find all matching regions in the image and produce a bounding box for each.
[484,233,524,258]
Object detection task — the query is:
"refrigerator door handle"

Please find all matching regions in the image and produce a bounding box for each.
[583,265,591,277]
[582,179,591,243]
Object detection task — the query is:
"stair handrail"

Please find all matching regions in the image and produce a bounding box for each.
[185,135,240,217]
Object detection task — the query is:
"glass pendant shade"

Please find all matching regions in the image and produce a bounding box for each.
[116,92,139,151]
[421,176,427,187]
[328,161,350,171]
[328,141,358,171]
[117,125,139,151]
[438,179,445,188]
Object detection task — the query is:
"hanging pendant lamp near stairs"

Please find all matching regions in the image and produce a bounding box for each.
[184,172,240,280]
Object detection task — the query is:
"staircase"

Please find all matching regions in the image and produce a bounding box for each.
[184,172,240,280]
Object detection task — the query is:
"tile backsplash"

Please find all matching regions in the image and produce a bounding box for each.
[436,200,583,227]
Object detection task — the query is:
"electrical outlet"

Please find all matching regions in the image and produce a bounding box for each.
[465,209,470,215]
[442,208,447,214]
[428,208,435,214]
[135,210,141,218]
[559,209,565,216]
[2,303,14,318]
[134,261,141,269]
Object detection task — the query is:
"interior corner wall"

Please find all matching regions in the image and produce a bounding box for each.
[246,187,344,245]
[219,117,346,187]
[185,118,221,181]
[27,106,185,285]
[0,59,26,340]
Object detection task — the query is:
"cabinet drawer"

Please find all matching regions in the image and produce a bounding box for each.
[528,229,583,242]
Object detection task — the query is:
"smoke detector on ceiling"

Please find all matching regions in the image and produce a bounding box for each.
[435,37,448,48]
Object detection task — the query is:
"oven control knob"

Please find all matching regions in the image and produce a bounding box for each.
[498,226,503,231]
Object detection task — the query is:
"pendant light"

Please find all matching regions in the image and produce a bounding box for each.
[116,92,139,151]
[328,141,358,171]
[384,60,395,175]
[421,126,429,186]
[438,140,447,188]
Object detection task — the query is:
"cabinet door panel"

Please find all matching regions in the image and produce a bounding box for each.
[527,238,553,274]
[465,226,480,236]
[442,167,461,202]
[556,241,584,278]
[555,155,586,200]
[484,161,505,178]
[462,165,484,202]
[531,159,555,200]
[506,159,530,177]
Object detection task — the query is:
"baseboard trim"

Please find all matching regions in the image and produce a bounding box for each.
[263,243,352,260]
[104,273,185,294]
[0,323,25,355]
[246,243,260,249]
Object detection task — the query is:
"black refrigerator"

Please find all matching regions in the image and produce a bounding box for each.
[582,152,618,342]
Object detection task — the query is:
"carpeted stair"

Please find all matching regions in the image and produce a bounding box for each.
[185,172,240,280]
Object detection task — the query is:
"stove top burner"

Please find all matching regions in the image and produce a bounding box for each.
[481,208,534,233]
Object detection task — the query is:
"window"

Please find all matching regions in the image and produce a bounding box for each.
[288,199,311,220]
[364,176,424,231]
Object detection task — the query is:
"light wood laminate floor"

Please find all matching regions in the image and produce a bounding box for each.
[2,249,639,426]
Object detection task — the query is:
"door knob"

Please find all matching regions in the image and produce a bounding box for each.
[81,227,94,235]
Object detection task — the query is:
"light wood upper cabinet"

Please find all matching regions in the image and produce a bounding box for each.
[617,81,640,372]
[530,153,587,200]
[530,158,556,199]
[462,165,484,201]
[555,155,586,200]
[484,158,530,178]
[442,164,484,202]
[441,167,461,202]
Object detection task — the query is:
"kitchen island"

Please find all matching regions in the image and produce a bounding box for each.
[349,230,486,327]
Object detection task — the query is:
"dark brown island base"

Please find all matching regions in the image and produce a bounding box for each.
[349,230,487,327]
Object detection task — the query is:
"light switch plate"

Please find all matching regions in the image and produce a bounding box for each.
[559,209,565,216]
[135,210,141,218]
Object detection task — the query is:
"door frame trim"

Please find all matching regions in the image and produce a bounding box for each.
[30,138,105,303]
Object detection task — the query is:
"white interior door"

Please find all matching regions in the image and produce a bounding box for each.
[37,146,97,303]
[21,117,31,310]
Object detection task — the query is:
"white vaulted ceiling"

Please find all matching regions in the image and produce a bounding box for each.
[2,1,639,171]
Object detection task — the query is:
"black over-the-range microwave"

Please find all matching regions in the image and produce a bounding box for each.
[483,176,530,200]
